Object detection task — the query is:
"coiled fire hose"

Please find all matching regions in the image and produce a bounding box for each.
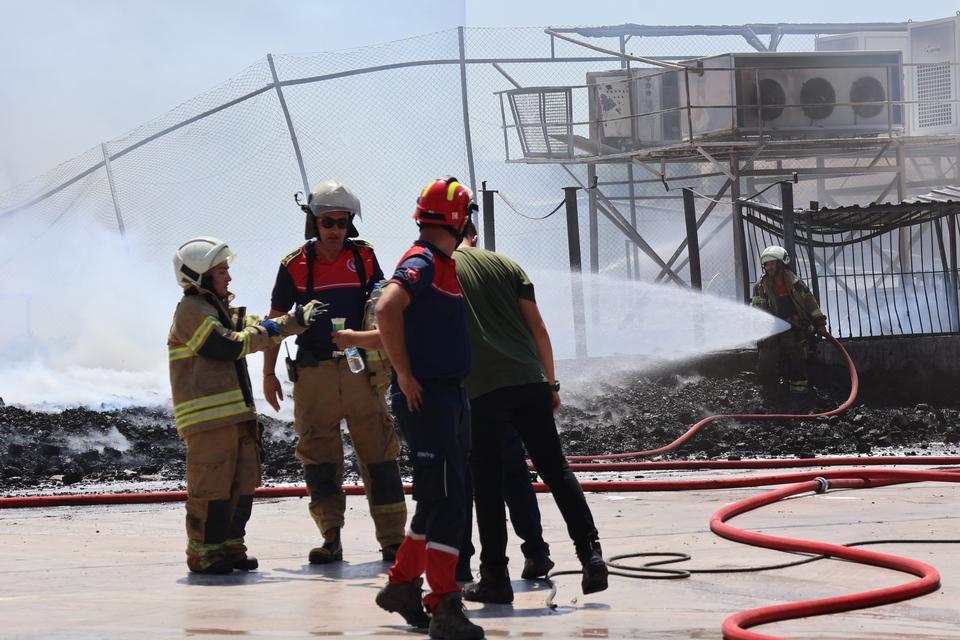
[3,333,959,639]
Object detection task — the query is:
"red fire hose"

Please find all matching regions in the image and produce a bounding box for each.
[712,468,960,640]
[567,333,858,462]
[2,333,957,639]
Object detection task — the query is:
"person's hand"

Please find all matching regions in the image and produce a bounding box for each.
[396,370,423,412]
[263,373,284,412]
[333,329,359,350]
[550,389,561,413]
[295,300,330,327]
[816,324,829,337]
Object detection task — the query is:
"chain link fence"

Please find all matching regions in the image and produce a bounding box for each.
[0,26,849,356]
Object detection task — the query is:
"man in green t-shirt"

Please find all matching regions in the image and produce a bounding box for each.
[453,221,608,604]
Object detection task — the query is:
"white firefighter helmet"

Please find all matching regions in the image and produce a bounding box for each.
[301,179,362,239]
[306,179,361,218]
[173,236,235,289]
[759,245,790,267]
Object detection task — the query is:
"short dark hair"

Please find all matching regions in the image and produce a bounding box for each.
[463,219,478,238]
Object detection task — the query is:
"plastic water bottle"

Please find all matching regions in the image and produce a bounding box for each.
[367,281,384,327]
[345,346,365,374]
[331,317,365,374]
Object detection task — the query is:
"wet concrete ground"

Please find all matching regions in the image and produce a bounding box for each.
[2,469,958,639]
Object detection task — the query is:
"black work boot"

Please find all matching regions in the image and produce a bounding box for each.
[224,539,258,571]
[309,528,343,564]
[381,543,401,563]
[375,577,430,629]
[190,557,235,575]
[462,566,513,604]
[428,592,484,640]
[520,553,555,580]
[576,540,609,595]
[455,562,473,583]
[186,541,234,575]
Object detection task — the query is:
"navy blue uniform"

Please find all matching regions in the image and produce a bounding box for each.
[386,241,472,608]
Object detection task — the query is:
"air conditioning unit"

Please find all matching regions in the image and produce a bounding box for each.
[586,68,683,149]
[674,52,903,137]
[586,70,635,144]
[815,32,909,55]
[908,16,960,135]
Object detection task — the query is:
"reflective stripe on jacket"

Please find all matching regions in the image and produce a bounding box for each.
[751,269,826,327]
[167,288,302,436]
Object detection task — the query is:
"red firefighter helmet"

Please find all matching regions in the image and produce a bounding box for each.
[413,177,477,232]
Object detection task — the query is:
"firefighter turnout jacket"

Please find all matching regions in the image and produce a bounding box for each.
[168,288,304,436]
[751,269,827,328]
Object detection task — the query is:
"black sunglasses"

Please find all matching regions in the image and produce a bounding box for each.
[319,217,350,229]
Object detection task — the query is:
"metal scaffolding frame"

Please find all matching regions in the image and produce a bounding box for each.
[494,21,960,331]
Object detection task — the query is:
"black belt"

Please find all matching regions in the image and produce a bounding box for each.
[296,349,340,367]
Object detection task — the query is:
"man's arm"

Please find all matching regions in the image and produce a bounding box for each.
[262,307,288,411]
[518,298,560,412]
[333,329,383,351]
[376,282,420,411]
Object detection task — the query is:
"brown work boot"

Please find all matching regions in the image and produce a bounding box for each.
[375,577,430,629]
[462,566,513,604]
[186,541,234,575]
[520,553,555,580]
[428,592,484,640]
[309,528,343,564]
[576,540,609,595]
[224,538,258,571]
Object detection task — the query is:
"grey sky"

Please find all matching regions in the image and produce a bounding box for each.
[1,0,958,192]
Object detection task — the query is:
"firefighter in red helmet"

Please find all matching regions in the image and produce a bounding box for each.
[373,177,484,639]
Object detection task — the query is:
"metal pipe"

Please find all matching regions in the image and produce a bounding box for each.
[543,28,686,70]
[100,143,125,237]
[458,28,477,194]
[267,53,309,194]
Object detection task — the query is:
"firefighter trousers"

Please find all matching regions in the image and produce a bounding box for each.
[758,327,808,391]
[182,420,260,571]
[293,358,406,548]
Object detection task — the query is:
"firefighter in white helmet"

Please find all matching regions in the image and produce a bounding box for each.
[751,245,828,396]
[262,180,407,566]
[168,236,327,574]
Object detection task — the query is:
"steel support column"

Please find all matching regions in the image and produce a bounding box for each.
[563,186,588,359]
[780,181,796,265]
[730,153,749,303]
[480,181,496,251]
[587,164,599,274]
[682,188,702,289]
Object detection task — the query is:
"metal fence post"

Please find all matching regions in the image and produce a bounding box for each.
[563,186,588,360]
[805,207,821,302]
[732,199,750,303]
[780,181,796,266]
[682,187,702,290]
[950,212,959,332]
[267,53,310,194]
[587,164,599,274]
[458,27,478,194]
[480,181,496,251]
[101,143,125,236]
